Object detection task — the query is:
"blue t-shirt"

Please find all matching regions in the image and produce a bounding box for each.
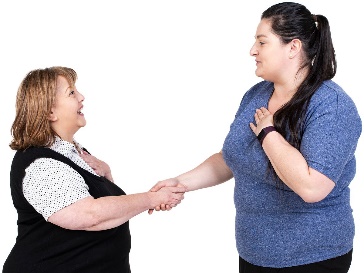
[222,80,362,268]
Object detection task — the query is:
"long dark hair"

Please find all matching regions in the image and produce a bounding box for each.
[262,2,336,149]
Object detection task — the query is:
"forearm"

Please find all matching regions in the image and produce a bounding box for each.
[49,191,178,231]
[176,152,233,192]
[83,193,154,230]
[262,132,334,202]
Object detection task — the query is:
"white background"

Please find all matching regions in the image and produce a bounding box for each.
[0,1,362,272]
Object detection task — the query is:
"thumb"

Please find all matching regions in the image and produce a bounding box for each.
[149,181,167,192]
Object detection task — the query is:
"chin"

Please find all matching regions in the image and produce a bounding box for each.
[79,121,87,128]
[255,68,262,76]
[255,71,263,78]
[255,71,268,80]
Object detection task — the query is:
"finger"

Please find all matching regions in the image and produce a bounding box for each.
[249,122,258,135]
[253,112,260,123]
[96,171,105,176]
[175,192,184,200]
[148,209,154,215]
[178,193,185,200]
[79,153,91,159]
[256,109,264,119]
[149,182,166,192]
[260,106,266,111]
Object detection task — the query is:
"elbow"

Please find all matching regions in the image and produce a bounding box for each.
[300,194,325,203]
[49,213,101,231]
[48,197,104,231]
[295,175,335,203]
[77,215,102,230]
[299,188,333,203]
[78,205,104,230]
[69,205,104,230]
[60,213,101,231]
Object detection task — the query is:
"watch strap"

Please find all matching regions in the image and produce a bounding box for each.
[257,126,276,145]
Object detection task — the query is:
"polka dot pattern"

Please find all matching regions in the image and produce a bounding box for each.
[23,137,98,220]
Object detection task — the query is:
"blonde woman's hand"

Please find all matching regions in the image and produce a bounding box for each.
[79,151,114,182]
[148,178,187,214]
[150,186,186,210]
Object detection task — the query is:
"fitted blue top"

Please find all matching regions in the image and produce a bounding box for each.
[222,80,362,268]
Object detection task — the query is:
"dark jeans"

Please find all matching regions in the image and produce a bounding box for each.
[239,249,352,273]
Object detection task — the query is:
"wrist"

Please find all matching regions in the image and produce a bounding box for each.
[147,191,159,208]
[257,126,276,145]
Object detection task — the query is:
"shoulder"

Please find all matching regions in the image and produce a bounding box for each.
[12,147,57,170]
[22,148,78,175]
[12,146,79,175]
[311,80,357,108]
[309,80,360,116]
[307,80,362,133]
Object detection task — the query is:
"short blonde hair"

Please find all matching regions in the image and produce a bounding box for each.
[10,66,77,150]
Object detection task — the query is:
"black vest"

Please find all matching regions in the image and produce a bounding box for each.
[3,147,131,273]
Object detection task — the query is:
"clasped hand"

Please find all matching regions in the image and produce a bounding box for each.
[249,107,274,136]
[79,152,185,212]
[148,178,187,214]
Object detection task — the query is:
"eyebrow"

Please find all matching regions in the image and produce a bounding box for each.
[255,34,268,39]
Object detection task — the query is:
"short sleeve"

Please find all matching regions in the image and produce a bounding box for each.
[301,85,362,184]
[23,158,91,220]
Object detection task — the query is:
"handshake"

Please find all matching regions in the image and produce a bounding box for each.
[147,178,187,215]
[79,152,187,215]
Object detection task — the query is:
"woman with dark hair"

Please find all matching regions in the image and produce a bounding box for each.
[3,66,185,273]
[150,2,362,272]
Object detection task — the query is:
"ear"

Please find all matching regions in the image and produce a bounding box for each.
[48,109,58,121]
[288,39,302,59]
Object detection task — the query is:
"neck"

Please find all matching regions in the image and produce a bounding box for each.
[52,126,77,144]
[273,66,308,96]
[268,86,295,114]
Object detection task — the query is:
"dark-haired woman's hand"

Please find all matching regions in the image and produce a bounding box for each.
[249,107,274,136]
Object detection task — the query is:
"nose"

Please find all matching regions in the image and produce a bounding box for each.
[77,91,85,102]
[250,43,258,56]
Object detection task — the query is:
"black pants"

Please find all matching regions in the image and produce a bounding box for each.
[239,249,352,273]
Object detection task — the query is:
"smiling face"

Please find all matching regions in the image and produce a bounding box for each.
[250,19,292,82]
[49,76,86,142]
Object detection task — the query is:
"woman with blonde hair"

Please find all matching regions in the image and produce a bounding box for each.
[3,66,185,273]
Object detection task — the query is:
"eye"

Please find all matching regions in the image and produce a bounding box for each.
[69,90,75,96]
[259,41,265,45]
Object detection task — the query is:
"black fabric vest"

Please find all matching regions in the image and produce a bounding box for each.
[3,147,131,273]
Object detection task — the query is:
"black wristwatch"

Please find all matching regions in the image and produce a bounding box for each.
[257,126,276,145]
